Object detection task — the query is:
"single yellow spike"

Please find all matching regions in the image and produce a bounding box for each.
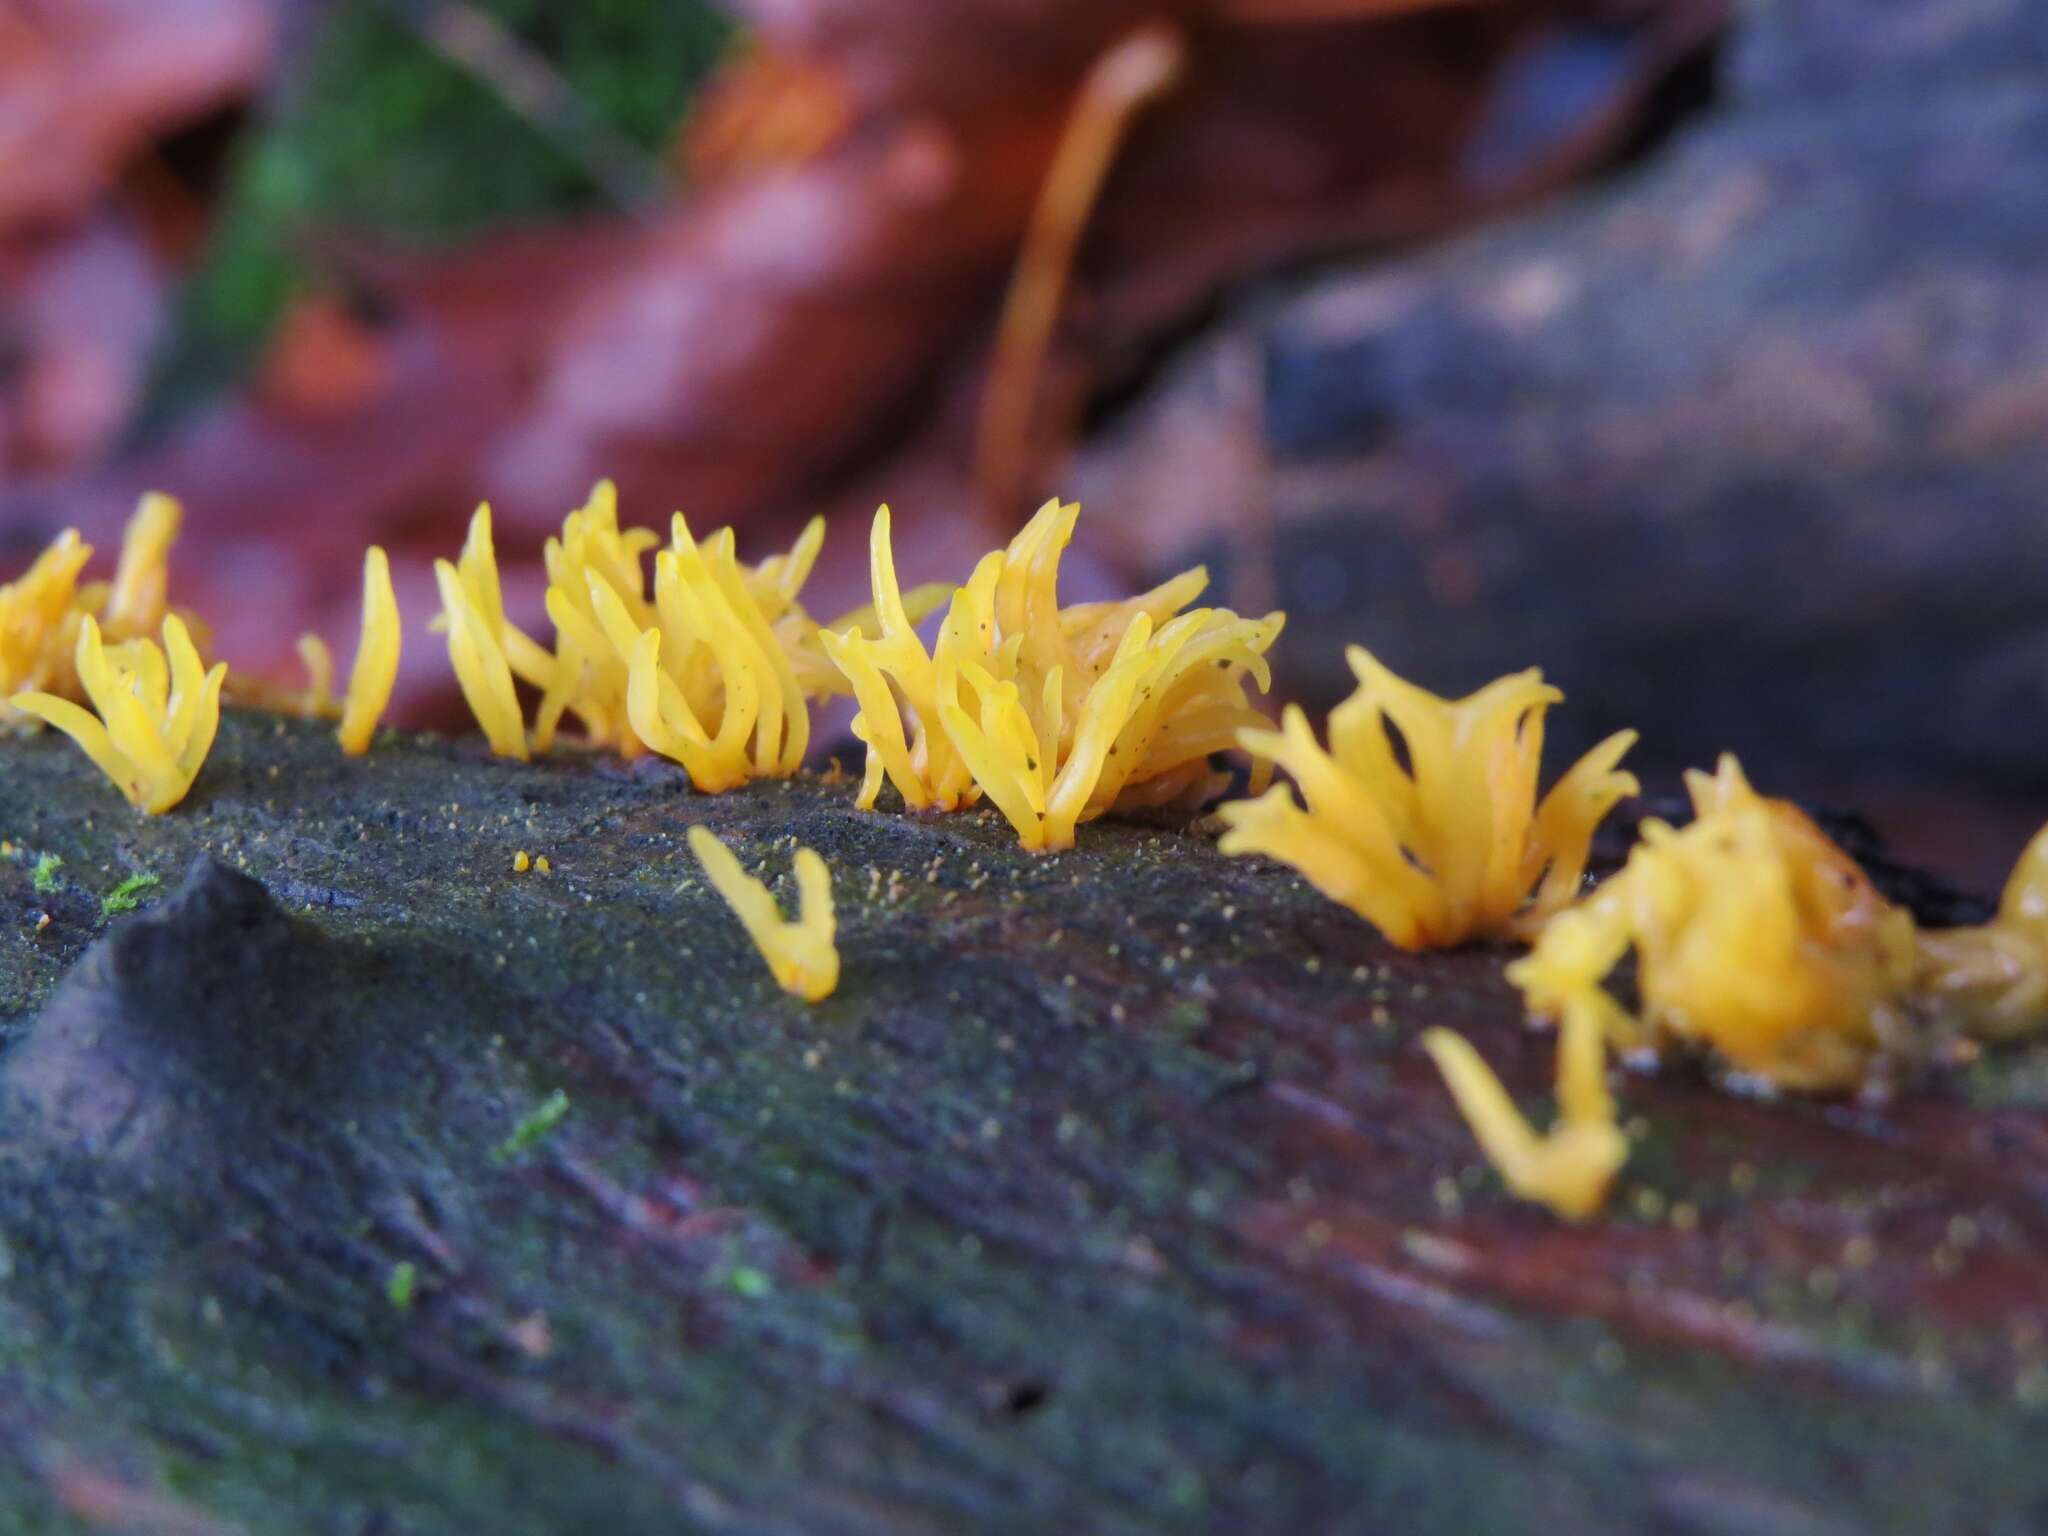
[104,492,181,635]
[296,634,337,718]
[687,826,840,1002]
[339,546,401,755]
[433,558,528,760]
[1421,995,1626,1223]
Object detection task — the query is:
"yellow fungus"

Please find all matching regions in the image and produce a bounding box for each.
[295,634,338,718]
[823,499,1282,849]
[526,480,896,789]
[529,479,659,754]
[1422,993,1627,1222]
[513,850,532,874]
[687,826,839,1001]
[1,493,192,726]
[103,492,181,634]
[536,855,552,875]
[1917,821,2048,1040]
[0,530,93,720]
[433,505,536,760]
[1219,647,1638,950]
[338,546,401,755]
[1508,755,1918,1094]
[10,613,225,814]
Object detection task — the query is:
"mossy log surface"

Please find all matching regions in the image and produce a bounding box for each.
[0,716,2043,1533]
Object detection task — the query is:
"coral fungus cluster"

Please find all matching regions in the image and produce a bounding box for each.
[1424,755,2048,1219]
[1219,646,1637,950]
[11,615,225,814]
[433,484,880,790]
[3,498,402,809]
[824,499,1284,851]
[1511,755,1919,1094]
[1,493,185,727]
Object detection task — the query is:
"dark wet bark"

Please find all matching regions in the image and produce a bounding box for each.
[0,715,2042,1533]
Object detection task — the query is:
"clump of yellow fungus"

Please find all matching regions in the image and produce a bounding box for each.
[1917,822,2048,1041]
[823,499,1284,851]
[1218,647,1637,950]
[1428,755,1928,1219]
[10,614,225,813]
[1511,755,1919,1094]
[1422,995,1627,1223]
[0,493,189,725]
[687,826,839,1001]
[434,483,882,789]
[337,547,401,755]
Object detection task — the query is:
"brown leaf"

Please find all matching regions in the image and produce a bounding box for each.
[0,0,275,228]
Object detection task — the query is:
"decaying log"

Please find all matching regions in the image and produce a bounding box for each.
[0,716,2041,1532]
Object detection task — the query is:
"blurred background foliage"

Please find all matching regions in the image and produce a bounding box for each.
[150,0,731,421]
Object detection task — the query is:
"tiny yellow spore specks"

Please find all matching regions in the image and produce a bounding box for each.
[1422,993,1625,1223]
[339,546,401,755]
[823,499,1282,850]
[1916,820,2048,1040]
[1219,647,1636,950]
[687,825,839,1002]
[1510,754,1917,1095]
[10,613,225,814]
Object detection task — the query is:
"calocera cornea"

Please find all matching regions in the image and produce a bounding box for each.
[10,614,225,814]
[1219,646,1638,951]
[1917,821,2048,1041]
[0,493,191,727]
[688,825,840,1002]
[823,499,1283,850]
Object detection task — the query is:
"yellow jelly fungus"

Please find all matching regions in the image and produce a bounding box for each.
[1422,993,1627,1222]
[1508,755,1918,1094]
[0,531,93,718]
[822,499,1282,850]
[536,854,551,875]
[338,546,400,755]
[529,479,660,754]
[295,634,338,718]
[10,613,225,814]
[103,492,181,634]
[513,850,532,873]
[433,505,539,760]
[1219,647,1638,950]
[1,493,187,724]
[687,825,839,1001]
[1917,822,2048,1041]
[606,515,811,788]
[524,480,913,790]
